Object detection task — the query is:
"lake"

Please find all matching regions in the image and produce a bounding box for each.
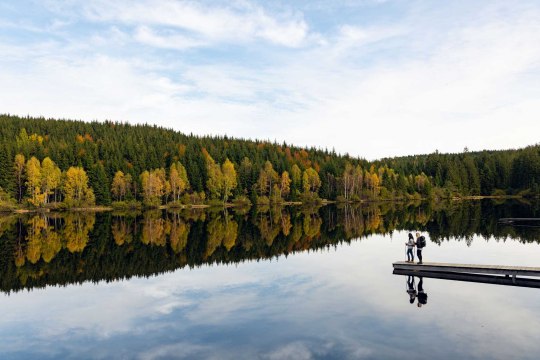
[1,200,540,359]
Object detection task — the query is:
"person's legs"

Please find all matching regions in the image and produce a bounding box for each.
[417,249,423,264]
[407,248,413,261]
[407,276,414,288]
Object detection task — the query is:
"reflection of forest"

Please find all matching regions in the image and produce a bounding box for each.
[0,199,539,293]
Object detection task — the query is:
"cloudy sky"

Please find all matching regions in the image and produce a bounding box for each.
[0,0,539,159]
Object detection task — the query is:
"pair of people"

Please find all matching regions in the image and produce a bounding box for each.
[406,276,428,307]
[405,232,425,264]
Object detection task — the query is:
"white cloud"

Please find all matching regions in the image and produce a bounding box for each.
[83,0,308,48]
[134,25,207,50]
[1,1,539,159]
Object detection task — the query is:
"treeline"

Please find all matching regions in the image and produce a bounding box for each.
[378,146,540,197]
[0,114,539,209]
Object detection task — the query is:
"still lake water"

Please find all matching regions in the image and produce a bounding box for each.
[1,200,540,359]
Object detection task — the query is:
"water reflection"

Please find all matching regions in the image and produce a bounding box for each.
[1,200,540,359]
[405,276,428,308]
[395,269,540,289]
[0,199,540,294]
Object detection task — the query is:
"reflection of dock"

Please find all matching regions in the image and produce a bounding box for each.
[393,269,540,289]
[499,218,540,224]
[392,261,540,279]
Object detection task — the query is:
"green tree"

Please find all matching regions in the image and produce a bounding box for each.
[14,154,25,203]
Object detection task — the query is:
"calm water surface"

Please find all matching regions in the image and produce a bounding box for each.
[1,201,540,359]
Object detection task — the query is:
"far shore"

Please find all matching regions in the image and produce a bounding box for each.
[0,194,532,215]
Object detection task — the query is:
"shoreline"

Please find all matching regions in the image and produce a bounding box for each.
[0,194,530,214]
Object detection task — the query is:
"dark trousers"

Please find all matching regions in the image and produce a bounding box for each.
[407,276,415,289]
[407,248,414,261]
[417,249,423,263]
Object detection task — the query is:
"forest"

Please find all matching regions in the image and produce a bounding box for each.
[0,114,539,210]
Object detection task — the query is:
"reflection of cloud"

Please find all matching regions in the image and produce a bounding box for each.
[261,340,373,360]
[137,342,209,360]
[1,233,540,358]
[263,341,313,360]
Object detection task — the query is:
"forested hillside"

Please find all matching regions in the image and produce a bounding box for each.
[0,114,538,209]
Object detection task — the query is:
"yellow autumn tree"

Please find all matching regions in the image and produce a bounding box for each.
[169,162,190,202]
[63,167,95,206]
[203,150,223,200]
[302,167,321,194]
[169,216,190,253]
[221,158,237,204]
[291,164,302,188]
[280,171,291,200]
[40,157,61,204]
[26,157,47,206]
[63,213,96,253]
[280,211,292,236]
[141,210,168,246]
[112,217,133,245]
[140,169,167,206]
[25,216,47,264]
[222,214,238,251]
[41,222,61,263]
[111,171,130,201]
[205,215,224,258]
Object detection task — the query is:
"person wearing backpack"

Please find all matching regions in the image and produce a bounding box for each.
[417,277,428,308]
[415,232,426,264]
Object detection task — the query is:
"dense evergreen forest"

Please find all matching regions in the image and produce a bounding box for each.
[0,114,539,209]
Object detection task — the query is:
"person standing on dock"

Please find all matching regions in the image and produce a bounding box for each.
[417,277,428,308]
[405,233,415,262]
[406,276,417,304]
[415,232,426,264]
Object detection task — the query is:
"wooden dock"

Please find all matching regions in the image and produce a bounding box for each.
[499,218,540,224]
[393,269,540,289]
[392,261,540,278]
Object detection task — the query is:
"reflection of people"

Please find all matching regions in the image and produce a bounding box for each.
[405,233,415,262]
[415,232,424,264]
[417,277,428,308]
[406,276,417,304]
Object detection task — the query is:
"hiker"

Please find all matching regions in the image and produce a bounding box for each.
[415,232,426,264]
[406,275,416,304]
[405,233,415,262]
[417,277,428,308]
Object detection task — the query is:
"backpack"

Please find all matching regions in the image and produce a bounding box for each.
[418,236,426,248]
